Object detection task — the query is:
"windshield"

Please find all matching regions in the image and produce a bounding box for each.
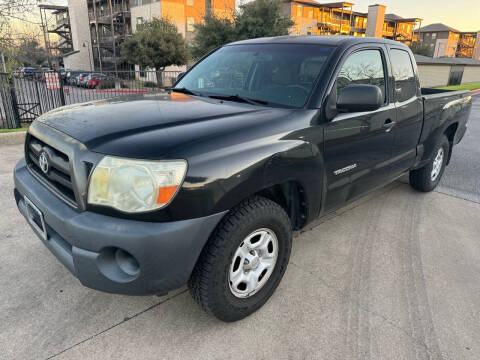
[175,44,333,108]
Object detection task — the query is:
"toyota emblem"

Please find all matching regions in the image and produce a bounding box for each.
[39,152,50,174]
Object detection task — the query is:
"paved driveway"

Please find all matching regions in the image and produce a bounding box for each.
[1,97,479,360]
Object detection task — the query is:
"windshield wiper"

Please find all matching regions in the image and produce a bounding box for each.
[168,87,201,96]
[208,94,269,106]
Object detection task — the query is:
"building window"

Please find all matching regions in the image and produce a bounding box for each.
[432,33,437,40]
[296,5,302,17]
[187,0,194,5]
[187,17,195,32]
[136,16,145,30]
[308,9,313,19]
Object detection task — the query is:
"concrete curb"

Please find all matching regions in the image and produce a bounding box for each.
[0,131,26,145]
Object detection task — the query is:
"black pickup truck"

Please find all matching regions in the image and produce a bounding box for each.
[14,36,472,322]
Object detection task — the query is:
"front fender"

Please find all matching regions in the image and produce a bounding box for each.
[209,138,324,225]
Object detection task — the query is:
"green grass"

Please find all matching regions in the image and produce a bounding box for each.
[0,127,28,133]
[438,83,480,91]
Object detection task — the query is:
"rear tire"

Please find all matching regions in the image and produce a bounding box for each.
[188,196,292,322]
[409,135,450,192]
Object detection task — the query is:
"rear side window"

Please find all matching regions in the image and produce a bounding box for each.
[336,49,386,103]
[390,49,417,102]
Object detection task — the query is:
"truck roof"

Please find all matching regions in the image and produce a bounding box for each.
[229,35,409,48]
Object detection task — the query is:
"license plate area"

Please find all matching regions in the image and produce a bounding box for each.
[24,196,48,241]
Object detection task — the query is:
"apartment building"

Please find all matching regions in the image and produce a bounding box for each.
[88,0,131,71]
[416,23,480,60]
[283,1,422,45]
[57,0,234,72]
[54,0,130,71]
[131,0,235,43]
[382,13,421,45]
[458,32,480,59]
[130,0,234,78]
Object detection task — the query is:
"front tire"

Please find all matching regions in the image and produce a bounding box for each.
[188,196,292,322]
[409,135,450,192]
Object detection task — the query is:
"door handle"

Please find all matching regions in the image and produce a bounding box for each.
[383,119,396,132]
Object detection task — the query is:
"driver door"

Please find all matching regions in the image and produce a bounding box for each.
[323,47,396,212]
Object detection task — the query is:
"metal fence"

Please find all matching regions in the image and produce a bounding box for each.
[0,70,182,129]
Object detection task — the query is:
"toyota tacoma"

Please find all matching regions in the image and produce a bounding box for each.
[14,36,472,322]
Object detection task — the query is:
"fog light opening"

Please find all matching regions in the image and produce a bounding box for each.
[97,247,141,283]
[115,248,140,277]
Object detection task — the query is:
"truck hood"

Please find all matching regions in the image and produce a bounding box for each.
[36,92,279,158]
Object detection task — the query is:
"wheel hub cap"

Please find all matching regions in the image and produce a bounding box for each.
[228,228,279,298]
[431,148,444,181]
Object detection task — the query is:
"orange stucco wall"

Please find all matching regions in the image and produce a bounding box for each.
[162,0,234,30]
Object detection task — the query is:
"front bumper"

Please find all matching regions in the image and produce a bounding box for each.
[14,158,226,295]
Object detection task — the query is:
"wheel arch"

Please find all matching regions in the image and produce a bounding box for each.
[254,181,308,230]
[443,122,458,164]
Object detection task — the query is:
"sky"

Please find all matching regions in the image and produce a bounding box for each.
[45,0,480,32]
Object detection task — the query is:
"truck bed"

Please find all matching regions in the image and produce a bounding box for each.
[419,87,472,147]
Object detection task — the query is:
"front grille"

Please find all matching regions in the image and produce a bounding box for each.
[26,135,77,206]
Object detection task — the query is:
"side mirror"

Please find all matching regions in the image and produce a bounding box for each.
[176,72,185,83]
[337,84,383,113]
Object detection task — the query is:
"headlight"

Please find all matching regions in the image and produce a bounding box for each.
[87,156,187,213]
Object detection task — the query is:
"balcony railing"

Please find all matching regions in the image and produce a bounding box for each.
[458,39,476,47]
[383,28,395,37]
[56,17,70,26]
[88,5,130,21]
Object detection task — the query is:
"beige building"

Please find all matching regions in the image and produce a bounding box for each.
[415,54,480,87]
[55,0,131,71]
[52,1,94,71]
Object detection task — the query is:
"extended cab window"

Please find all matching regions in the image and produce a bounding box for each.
[336,49,386,103]
[175,44,332,108]
[390,49,417,102]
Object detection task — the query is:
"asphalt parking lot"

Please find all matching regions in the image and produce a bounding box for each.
[1,96,479,360]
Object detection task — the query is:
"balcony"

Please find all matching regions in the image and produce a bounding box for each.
[383,28,395,37]
[318,19,351,33]
[98,33,127,44]
[458,38,476,47]
[88,5,130,22]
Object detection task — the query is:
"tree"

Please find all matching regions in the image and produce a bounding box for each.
[191,16,237,59]
[235,0,294,40]
[1,0,43,71]
[192,0,294,59]
[17,39,47,67]
[1,0,41,47]
[121,17,189,85]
